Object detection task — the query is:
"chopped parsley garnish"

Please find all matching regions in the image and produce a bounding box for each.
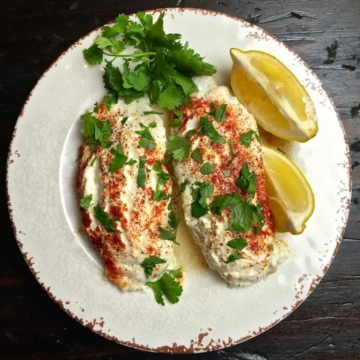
[191,181,214,218]
[94,205,119,232]
[226,252,242,264]
[222,170,231,177]
[240,130,261,147]
[200,162,214,175]
[109,142,128,173]
[268,244,274,251]
[136,123,155,151]
[126,158,137,165]
[121,116,129,125]
[80,194,93,209]
[90,156,97,167]
[209,193,242,215]
[83,12,216,110]
[158,227,178,244]
[228,139,238,165]
[93,102,99,113]
[209,103,227,122]
[165,134,191,162]
[152,165,171,202]
[137,155,147,188]
[143,111,163,115]
[199,116,225,143]
[102,91,118,110]
[228,198,264,233]
[146,268,183,305]
[191,148,204,163]
[81,113,112,150]
[169,109,183,127]
[185,129,196,138]
[236,163,257,197]
[140,256,166,278]
[226,238,247,264]
[178,179,190,195]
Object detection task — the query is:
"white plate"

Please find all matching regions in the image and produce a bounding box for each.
[7,8,351,353]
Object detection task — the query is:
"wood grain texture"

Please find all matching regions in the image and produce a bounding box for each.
[1,0,359,359]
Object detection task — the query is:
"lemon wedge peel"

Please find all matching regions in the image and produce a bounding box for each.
[230,48,319,143]
[262,145,315,235]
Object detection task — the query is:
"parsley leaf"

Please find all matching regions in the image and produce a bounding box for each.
[126,158,137,165]
[158,227,179,244]
[146,269,183,305]
[143,110,163,115]
[169,109,183,127]
[90,156,97,167]
[191,148,204,163]
[209,103,227,122]
[140,256,166,278]
[199,116,225,143]
[137,155,147,188]
[240,130,261,147]
[152,163,171,202]
[222,170,231,177]
[227,238,247,251]
[226,252,243,264]
[121,116,129,125]
[139,138,155,151]
[81,113,112,150]
[209,193,242,215]
[136,123,155,151]
[109,142,128,173]
[94,205,119,232]
[157,81,185,110]
[191,181,214,218]
[80,194,93,209]
[236,163,257,196]
[168,210,180,229]
[268,244,274,251]
[178,179,190,195]
[228,198,264,233]
[83,44,103,65]
[228,139,239,165]
[165,135,191,162]
[200,162,214,175]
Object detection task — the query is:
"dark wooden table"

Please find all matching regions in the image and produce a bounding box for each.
[2,1,360,359]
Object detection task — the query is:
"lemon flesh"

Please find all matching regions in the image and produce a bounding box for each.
[262,146,315,234]
[230,48,318,142]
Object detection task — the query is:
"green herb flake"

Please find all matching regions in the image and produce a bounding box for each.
[185,130,196,139]
[81,112,112,150]
[199,116,225,143]
[209,193,242,215]
[227,238,247,251]
[109,142,128,173]
[191,181,214,218]
[165,135,191,162]
[94,205,119,232]
[145,269,183,306]
[268,244,274,251]
[90,156,97,167]
[209,103,227,122]
[178,179,190,195]
[126,158,137,165]
[169,109,183,127]
[240,130,261,147]
[200,162,214,175]
[143,111,163,115]
[191,148,204,163]
[228,139,239,165]
[140,256,166,278]
[236,162,257,196]
[121,116,129,125]
[158,227,179,244]
[137,155,147,188]
[222,170,231,177]
[226,252,243,264]
[80,194,93,209]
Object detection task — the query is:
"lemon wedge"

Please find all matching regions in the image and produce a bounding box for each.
[262,145,315,235]
[230,48,318,142]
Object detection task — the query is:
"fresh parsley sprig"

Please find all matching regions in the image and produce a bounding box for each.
[83,12,216,110]
[236,162,257,197]
[94,205,119,232]
[240,130,261,147]
[81,113,112,150]
[140,256,166,278]
[146,268,183,305]
[191,181,214,218]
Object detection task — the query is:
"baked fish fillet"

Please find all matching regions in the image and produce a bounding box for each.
[77,98,175,291]
[171,85,289,286]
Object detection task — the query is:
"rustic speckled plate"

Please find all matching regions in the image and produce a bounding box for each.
[7,8,351,353]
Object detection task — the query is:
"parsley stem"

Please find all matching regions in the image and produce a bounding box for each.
[103,51,156,59]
